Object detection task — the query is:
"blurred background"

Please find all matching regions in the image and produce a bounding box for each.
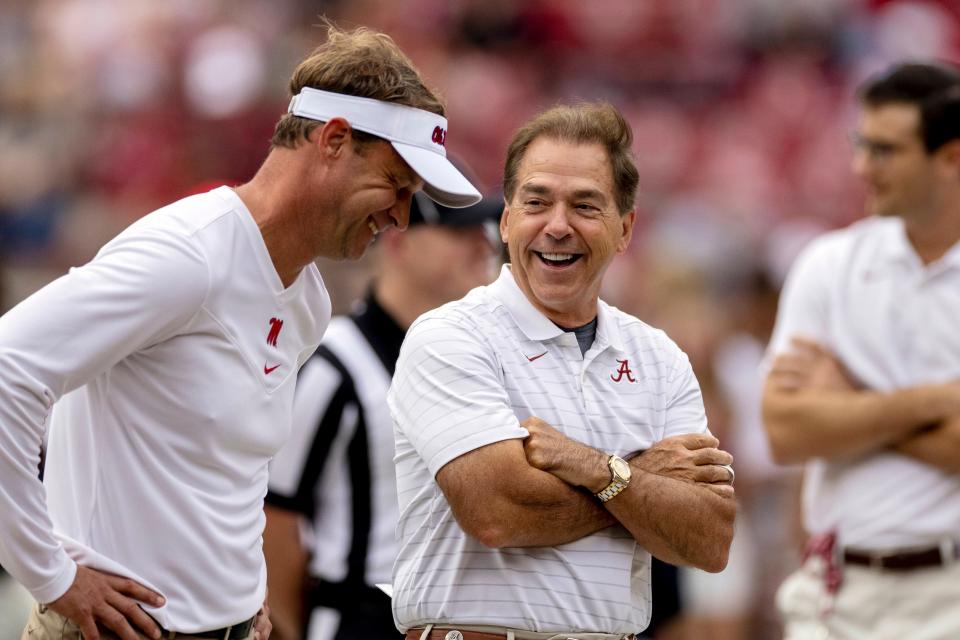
[1,0,958,638]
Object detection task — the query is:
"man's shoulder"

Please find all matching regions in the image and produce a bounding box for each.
[601,301,676,350]
[410,284,502,334]
[95,189,237,268]
[600,301,694,381]
[797,216,896,263]
[125,188,237,240]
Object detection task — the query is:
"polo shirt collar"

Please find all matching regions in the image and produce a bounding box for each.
[879,217,960,273]
[879,217,915,265]
[488,264,626,353]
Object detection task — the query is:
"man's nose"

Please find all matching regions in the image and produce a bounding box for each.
[543,205,572,239]
[391,189,414,231]
[851,147,872,180]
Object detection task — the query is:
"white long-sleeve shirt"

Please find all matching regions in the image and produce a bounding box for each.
[0,187,330,632]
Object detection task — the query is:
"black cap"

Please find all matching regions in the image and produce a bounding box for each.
[409,191,503,228]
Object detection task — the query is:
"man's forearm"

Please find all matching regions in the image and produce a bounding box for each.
[602,468,735,572]
[762,383,960,464]
[437,433,619,549]
[446,466,616,548]
[891,417,960,474]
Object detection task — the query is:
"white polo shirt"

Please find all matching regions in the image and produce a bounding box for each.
[0,187,330,631]
[388,265,708,634]
[768,216,960,549]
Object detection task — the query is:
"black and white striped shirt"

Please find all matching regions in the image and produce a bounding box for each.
[268,294,404,636]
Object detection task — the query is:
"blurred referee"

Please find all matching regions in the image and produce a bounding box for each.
[264,187,502,640]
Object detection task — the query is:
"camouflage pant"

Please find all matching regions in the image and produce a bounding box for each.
[21,604,254,640]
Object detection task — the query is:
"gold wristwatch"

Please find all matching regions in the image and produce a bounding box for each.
[595,454,632,503]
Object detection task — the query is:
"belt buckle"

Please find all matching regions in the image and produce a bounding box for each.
[223,616,254,640]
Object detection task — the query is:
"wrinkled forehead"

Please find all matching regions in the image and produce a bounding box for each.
[514,139,615,200]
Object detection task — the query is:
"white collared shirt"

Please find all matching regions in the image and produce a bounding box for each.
[388,265,707,634]
[768,216,960,548]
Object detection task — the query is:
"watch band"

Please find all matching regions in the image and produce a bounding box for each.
[595,454,631,503]
[596,478,628,503]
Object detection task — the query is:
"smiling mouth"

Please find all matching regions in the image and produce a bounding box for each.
[534,251,582,267]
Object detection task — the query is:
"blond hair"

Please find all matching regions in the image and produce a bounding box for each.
[271,23,444,149]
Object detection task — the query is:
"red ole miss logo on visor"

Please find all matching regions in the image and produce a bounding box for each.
[431,126,446,146]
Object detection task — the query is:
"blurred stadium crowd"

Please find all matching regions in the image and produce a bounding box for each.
[1,0,958,638]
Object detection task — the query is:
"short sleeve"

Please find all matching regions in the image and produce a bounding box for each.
[766,235,835,360]
[662,339,709,438]
[388,314,528,477]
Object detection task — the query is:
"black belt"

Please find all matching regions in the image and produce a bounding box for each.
[160,616,255,639]
[844,542,958,571]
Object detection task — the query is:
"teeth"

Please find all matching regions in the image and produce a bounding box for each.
[541,252,573,261]
[368,220,379,235]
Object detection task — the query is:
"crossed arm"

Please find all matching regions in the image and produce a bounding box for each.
[436,419,736,572]
[762,337,960,471]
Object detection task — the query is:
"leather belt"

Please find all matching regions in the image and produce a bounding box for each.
[406,629,636,640]
[161,615,255,639]
[407,630,505,640]
[843,542,957,571]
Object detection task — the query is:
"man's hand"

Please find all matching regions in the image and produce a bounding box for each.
[47,566,165,640]
[522,417,608,492]
[768,337,856,393]
[254,597,272,640]
[632,433,734,497]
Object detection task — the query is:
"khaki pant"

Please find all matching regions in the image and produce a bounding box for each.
[21,604,255,640]
[777,557,960,640]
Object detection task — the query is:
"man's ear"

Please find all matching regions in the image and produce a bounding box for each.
[314,117,352,159]
[935,139,960,180]
[499,200,511,243]
[616,210,636,254]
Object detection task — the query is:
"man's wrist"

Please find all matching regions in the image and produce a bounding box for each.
[593,453,632,502]
[583,452,611,493]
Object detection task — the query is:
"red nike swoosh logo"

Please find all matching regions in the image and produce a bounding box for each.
[526,352,548,362]
[264,363,281,375]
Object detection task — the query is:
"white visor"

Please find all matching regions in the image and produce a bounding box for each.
[288,87,481,208]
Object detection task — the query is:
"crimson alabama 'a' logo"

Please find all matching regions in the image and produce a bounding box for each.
[266,317,284,347]
[431,126,446,146]
[611,359,636,383]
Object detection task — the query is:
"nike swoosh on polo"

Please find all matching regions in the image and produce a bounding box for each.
[526,352,548,362]
[264,363,281,375]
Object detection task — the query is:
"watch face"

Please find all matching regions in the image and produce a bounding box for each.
[611,456,631,481]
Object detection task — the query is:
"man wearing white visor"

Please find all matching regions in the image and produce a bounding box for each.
[0,23,477,640]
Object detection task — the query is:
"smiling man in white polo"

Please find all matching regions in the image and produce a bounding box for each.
[388,102,736,640]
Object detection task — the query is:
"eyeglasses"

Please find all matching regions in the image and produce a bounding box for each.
[849,133,909,163]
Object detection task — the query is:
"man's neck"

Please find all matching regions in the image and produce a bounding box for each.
[234,153,317,288]
[374,276,439,330]
[902,201,960,265]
